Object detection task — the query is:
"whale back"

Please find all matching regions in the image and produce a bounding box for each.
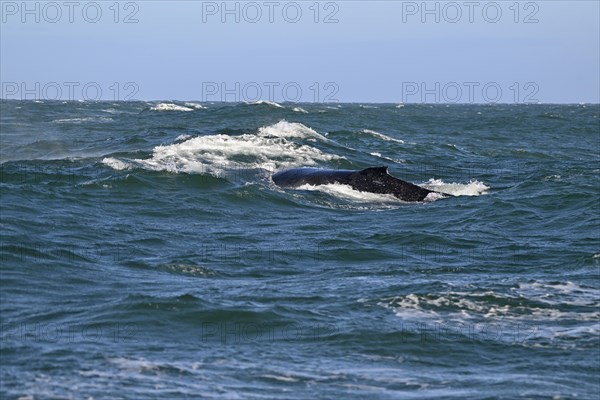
[272,168,355,187]
[349,166,434,201]
[272,166,439,202]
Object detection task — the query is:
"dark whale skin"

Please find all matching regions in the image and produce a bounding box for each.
[272,166,441,202]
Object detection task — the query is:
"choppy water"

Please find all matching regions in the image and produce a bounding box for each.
[1,100,599,399]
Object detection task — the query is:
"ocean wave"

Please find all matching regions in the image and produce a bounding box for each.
[380,290,598,321]
[157,262,217,277]
[513,281,600,307]
[184,102,207,109]
[292,107,308,113]
[150,103,194,112]
[377,285,600,345]
[369,152,406,164]
[175,134,193,142]
[108,357,161,373]
[247,100,283,108]
[420,179,489,196]
[103,121,338,175]
[102,157,131,171]
[258,120,325,140]
[362,129,404,144]
[101,108,122,114]
[52,117,113,124]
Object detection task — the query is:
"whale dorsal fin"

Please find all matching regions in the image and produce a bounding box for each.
[359,166,389,176]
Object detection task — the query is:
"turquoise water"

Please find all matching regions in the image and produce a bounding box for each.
[1,101,599,399]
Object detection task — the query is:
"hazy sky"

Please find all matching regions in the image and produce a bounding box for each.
[1,0,599,103]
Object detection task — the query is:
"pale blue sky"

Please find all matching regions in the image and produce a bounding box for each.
[1,0,599,102]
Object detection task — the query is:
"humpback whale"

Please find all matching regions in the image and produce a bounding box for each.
[272,166,445,202]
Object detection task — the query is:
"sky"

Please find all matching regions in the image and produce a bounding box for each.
[1,0,599,103]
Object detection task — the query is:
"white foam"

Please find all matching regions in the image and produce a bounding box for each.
[369,152,406,164]
[184,102,207,109]
[424,192,447,201]
[379,284,600,328]
[420,179,489,196]
[150,103,193,112]
[102,157,130,171]
[258,120,326,140]
[362,129,404,143]
[103,121,338,175]
[109,357,159,372]
[379,289,600,333]
[53,117,113,123]
[543,175,561,181]
[261,374,299,383]
[514,281,600,307]
[292,107,308,113]
[296,183,402,203]
[396,104,405,108]
[248,100,283,108]
[175,134,192,142]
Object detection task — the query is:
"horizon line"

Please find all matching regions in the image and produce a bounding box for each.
[1,99,599,106]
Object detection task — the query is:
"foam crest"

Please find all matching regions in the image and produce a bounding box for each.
[184,102,207,109]
[102,108,122,114]
[292,107,308,113]
[102,157,130,171]
[175,134,192,142]
[514,281,600,307]
[362,129,404,143]
[53,117,113,123]
[109,357,159,372]
[370,152,406,164]
[297,183,401,203]
[421,179,489,196]
[248,100,283,108]
[424,192,447,201]
[150,103,193,112]
[379,288,600,324]
[258,120,326,140]
[103,122,338,175]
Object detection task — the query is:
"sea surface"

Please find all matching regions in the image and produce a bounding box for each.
[0,100,599,399]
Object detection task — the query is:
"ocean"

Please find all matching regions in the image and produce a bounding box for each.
[0,100,598,399]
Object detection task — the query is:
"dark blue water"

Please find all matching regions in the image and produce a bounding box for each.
[1,101,599,399]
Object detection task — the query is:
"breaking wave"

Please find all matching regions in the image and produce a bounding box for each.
[102,120,338,176]
[150,103,194,112]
